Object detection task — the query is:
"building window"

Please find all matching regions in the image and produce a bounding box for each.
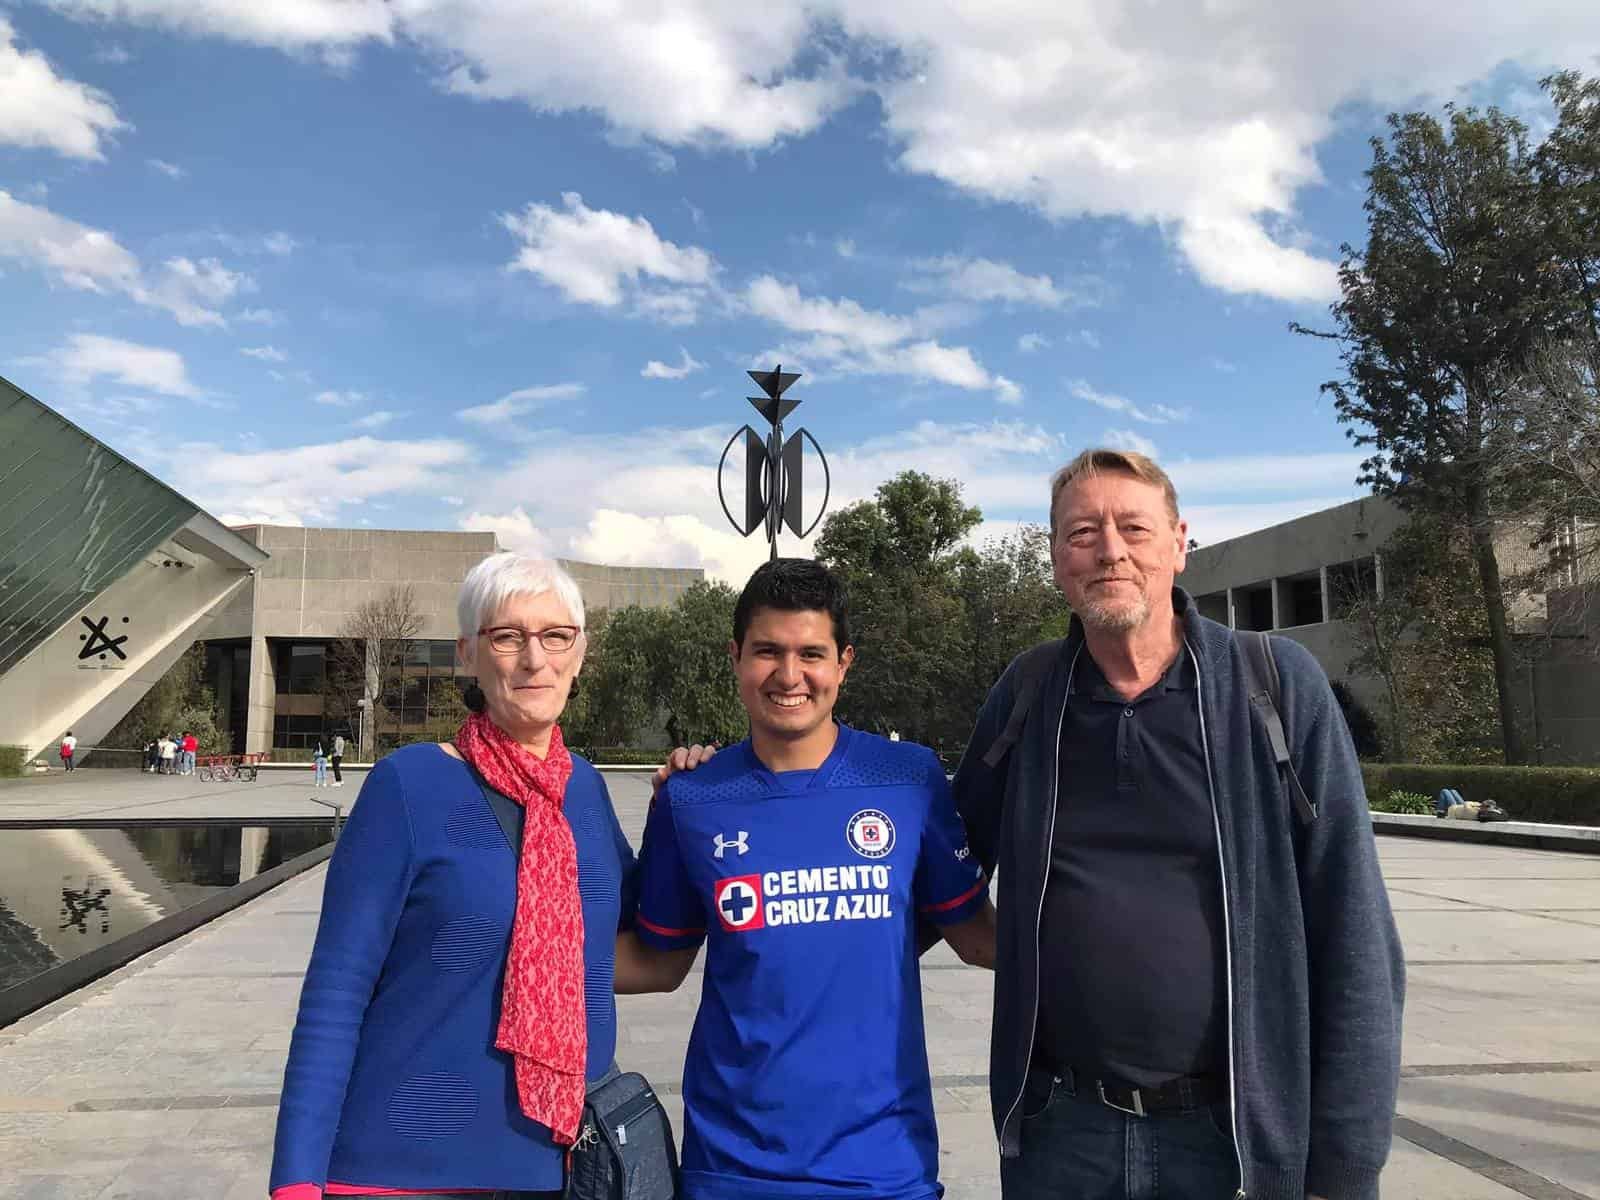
[1195,591,1230,626]
[272,640,332,749]
[379,639,465,732]
[1326,557,1378,620]
[1236,583,1274,632]
[1281,573,1325,628]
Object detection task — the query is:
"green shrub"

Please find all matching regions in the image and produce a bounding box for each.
[1370,789,1433,815]
[1361,763,1600,826]
[0,745,26,777]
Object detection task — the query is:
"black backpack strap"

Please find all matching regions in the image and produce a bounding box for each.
[1238,631,1318,826]
[981,638,1068,769]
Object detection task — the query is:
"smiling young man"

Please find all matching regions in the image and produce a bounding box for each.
[632,557,995,1200]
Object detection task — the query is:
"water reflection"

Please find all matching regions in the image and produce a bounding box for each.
[0,824,333,993]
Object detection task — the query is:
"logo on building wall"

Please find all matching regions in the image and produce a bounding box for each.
[78,615,130,667]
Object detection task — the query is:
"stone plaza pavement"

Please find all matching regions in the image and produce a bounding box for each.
[0,766,373,823]
[1,772,1598,1199]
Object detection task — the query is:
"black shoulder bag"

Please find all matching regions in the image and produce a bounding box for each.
[566,1067,680,1200]
[456,750,682,1200]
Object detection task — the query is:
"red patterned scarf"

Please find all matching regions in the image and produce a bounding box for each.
[454,710,586,1145]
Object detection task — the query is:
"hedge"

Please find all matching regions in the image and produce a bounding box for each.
[1361,763,1600,826]
[0,745,25,778]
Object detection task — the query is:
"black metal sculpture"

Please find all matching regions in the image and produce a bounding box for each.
[717,365,831,560]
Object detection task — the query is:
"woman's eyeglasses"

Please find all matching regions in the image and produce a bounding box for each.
[478,625,581,655]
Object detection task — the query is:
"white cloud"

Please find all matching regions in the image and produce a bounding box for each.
[459,505,552,555]
[91,43,132,64]
[44,0,394,53]
[147,157,185,179]
[313,390,367,407]
[26,332,201,397]
[501,192,716,321]
[167,436,472,526]
[237,307,283,325]
[351,409,401,430]
[46,2,1600,303]
[457,382,585,425]
[0,16,124,160]
[641,348,706,380]
[835,238,856,259]
[240,344,287,362]
[0,190,252,326]
[1069,379,1189,425]
[1068,329,1101,350]
[747,275,1020,402]
[146,255,253,326]
[1102,427,1161,458]
[906,256,1094,309]
[213,230,299,257]
[1018,332,1048,353]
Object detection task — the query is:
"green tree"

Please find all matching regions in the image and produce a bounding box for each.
[817,471,983,748]
[655,581,746,747]
[565,606,668,750]
[1295,98,1588,762]
[949,524,1070,723]
[102,643,227,755]
[1333,515,1500,763]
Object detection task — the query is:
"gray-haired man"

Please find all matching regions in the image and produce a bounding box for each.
[953,448,1404,1200]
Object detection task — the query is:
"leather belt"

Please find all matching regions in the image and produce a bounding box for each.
[1047,1063,1225,1117]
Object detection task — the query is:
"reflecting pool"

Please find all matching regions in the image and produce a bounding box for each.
[0,823,334,993]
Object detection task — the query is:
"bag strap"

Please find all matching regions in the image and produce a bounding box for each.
[981,638,1069,769]
[1237,631,1317,826]
[451,744,524,851]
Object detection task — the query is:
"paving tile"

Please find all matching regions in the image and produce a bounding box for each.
[4,775,1599,1200]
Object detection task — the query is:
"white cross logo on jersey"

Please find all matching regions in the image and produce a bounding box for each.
[713,831,749,859]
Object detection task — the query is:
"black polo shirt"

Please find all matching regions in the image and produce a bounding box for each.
[1033,641,1229,1087]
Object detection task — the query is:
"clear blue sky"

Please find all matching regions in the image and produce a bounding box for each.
[3,2,1596,581]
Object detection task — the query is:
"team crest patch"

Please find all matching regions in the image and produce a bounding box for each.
[846,809,895,859]
[714,874,766,932]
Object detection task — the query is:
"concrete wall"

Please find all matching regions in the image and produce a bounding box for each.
[1184,496,1405,599]
[1182,497,1600,764]
[205,527,705,754]
[0,536,257,760]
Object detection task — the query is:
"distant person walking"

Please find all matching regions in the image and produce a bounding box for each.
[59,731,77,772]
[159,735,177,775]
[145,739,159,773]
[181,730,198,776]
[329,733,345,787]
[312,738,329,788]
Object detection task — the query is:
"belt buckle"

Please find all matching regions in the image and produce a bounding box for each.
[1096,1079,1146,1117]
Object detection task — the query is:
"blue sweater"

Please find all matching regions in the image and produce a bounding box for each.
[270,743,638,1194]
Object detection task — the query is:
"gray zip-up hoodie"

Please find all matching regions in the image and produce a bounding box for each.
[952,591,1405,1200]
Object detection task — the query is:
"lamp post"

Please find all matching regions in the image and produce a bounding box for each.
[355,697,371,762]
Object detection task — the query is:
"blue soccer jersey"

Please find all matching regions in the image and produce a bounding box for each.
[635,724,987,1200]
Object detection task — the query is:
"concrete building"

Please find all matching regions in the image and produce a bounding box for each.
[201,526,704,756]
[1183,495,1599,764]
[0,375,268,763]
[0,373,704,764]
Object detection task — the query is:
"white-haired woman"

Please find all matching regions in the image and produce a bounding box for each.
[270,553,678,1200]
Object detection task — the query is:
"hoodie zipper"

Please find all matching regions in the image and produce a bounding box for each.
[1187,639,1248,1200]
[1000,644,1080,1150]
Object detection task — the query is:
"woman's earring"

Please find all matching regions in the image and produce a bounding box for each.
[463,681,486,713]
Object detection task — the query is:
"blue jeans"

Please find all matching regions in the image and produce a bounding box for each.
[314,755,328,785]
[1001,1067,1239,1200]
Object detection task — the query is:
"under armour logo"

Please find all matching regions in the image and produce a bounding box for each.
[713,831,749,859]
